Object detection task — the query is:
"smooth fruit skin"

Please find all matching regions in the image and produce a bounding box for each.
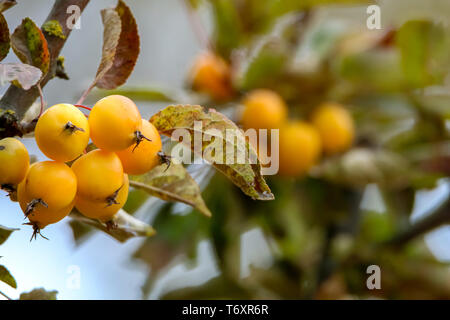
[35,104,90,162]
[190,51,233,101]
[312,103,355,154]
[20,161,77,209]
[278,121,322,177]
[71,149,124,200]
[116,120,162,175]
[75,174,129,222]
[18,181,74,228]
[89,95,142,151]
[0,138,29,186]
[241,89,288,130]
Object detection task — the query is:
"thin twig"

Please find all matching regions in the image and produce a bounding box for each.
[37,83,45,117]
[0,0,91,138]
[0,290,12,300]
[385,195,450,247]
[180,0,213,51]
[76,82,95,105]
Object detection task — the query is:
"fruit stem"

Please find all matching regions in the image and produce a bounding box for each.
[105,220,118,231]
[74,104,92,111]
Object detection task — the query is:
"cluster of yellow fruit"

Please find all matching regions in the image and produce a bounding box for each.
[189,51,355,177]
[240,89,355,177]
[0,95,163,239]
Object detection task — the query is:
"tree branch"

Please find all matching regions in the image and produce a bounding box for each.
[0,0,90,138]
[385,195,450,247]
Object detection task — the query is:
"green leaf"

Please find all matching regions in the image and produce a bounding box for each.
[0,63,43,90]
[68,219,93,245]
[0,0,16,13]
[42,20,66,39]
[130,163,212,217]
[210,0,242,57]
[0,265,17,288]
[0,225,18,245]
[234,13,298,90]
[93,0,140,90]
[187,0,203,9]
[150,105,274,200]
[20,288,57,300]
[69,209,155,243]
[11,17,50,75]
[93,87,177,102]
[123,188,149,214]
[396,20,450,88]
[238,49,286,90]
[338,49,405,91]
[0,13,9,61]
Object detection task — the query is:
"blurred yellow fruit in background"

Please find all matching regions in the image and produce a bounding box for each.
[312,103,355,154]
[278,121,322,177]
[241,89,288,130]
[190,51,234,101]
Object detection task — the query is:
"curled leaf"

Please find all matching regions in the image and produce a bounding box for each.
[0,225,18,245]
[11,17,50,75]
[0,13,9,61]
[0,63,43,90]
[95,0,140,89]
[150,105,274,200]
[0,265,17,288]
[0,0,16,13]
[69,209,155,243]
[20,288,57,300]
[130,163,212,217]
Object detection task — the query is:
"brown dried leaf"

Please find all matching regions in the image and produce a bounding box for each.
[95,0,140,89]
[0,63,42,90]
[150,105,274,200]
[11,17,49,76]
[0,0,16,13]
[0,13,9,61]
[130,163,212,217]
[20,288,57,300]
